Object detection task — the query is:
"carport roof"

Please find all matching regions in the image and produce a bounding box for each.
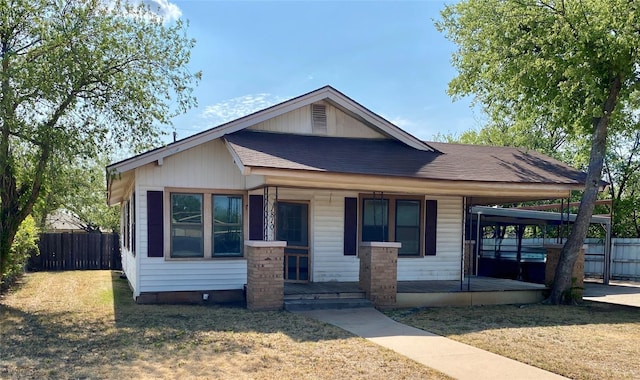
[470,206,611,226]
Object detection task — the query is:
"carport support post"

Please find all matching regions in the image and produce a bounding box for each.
[245,240,286,310]
[359,242,400,307]
[604,222,611,285]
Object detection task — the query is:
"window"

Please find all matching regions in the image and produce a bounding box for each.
[395,200,420,256]
[167,191,244,259]
[131,192,136,256]
[171,193,204,258]
[360,196,429,257]
[123,200,129,249]
[212,195,243,257]
[362,199,389,242]
[122,198,134,254]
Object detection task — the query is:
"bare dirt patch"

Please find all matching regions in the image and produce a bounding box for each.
[387,302,640,380]
[1,271,450,379]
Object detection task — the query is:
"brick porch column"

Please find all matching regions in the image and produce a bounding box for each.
[245,240,286,311]
[545,244,585,297]
[359,242,400,307]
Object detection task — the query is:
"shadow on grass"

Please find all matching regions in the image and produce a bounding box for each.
[0,271,357,379]
[110,271,351,341]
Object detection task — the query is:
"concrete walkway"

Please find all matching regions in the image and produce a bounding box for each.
[297,308,566,380]
[583,280,640,307]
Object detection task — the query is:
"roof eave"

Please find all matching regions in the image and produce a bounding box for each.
[248,166,582,198]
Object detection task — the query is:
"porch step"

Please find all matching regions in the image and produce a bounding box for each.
[283,291,366,301]
[284,298,373,312]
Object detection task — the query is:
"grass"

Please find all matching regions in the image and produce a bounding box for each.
[0,271,450,380]
[386,302,640,380]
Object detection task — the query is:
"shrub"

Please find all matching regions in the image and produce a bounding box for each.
[2,216,39,290]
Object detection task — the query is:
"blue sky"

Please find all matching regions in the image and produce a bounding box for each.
[153,0,482,143]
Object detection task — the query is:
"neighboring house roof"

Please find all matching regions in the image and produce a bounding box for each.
[45,209,86,232]
[223,130,587,185]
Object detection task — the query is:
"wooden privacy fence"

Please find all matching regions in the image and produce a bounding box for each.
[29,233,121,271]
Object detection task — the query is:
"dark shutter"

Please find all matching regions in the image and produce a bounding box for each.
[147,191,164,257]
[425,200,438,256]
[343,197,357,255]
[249,195,264,240]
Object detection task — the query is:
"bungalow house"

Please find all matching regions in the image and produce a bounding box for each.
[107,86,593,308]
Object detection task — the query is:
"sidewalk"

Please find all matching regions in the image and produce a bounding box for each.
[583,281,640,307]
[297,308,566,380]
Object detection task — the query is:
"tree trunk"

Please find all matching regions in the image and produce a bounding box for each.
[547,75,622,304]
[0,223,19,285]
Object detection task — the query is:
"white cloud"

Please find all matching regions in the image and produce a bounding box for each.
[386,116,415,130]
[383,114,435,140]
[139,0,181,22]
[109,0,181,23]
[202,93,288,126]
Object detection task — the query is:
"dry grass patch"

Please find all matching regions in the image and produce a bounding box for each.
[386,302,640,380]
[0,271,450,379]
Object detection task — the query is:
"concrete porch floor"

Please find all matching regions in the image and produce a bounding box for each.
[285,277,549,307]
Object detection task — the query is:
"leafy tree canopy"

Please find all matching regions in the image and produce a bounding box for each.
[0,0,200,283]
[34,154,120,233]
[438,0,640,136]
[438,0,640,303]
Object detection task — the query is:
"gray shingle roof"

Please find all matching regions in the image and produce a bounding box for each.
[223,130,587,185]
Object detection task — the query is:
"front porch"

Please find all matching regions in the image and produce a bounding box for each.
[284,277,548,308]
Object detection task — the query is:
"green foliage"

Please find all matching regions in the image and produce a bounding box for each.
[604,130,640,237]
[437,0,640,136]
[0,0,199,280]
[561,277,584,305]
[2,216,38,290]
[437,0,640,303]
[33,155,121,233]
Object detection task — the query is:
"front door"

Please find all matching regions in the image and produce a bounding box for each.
[277,202,310,283]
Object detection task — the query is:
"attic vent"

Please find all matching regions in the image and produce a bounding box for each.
[311,104,327,134]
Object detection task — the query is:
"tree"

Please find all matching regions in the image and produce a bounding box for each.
[437,0,640,303]
[33,154,120,233]
[0,0,199,284]
[604,129,640,237]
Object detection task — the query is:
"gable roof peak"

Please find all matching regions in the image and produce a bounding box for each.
[108,85,436,174]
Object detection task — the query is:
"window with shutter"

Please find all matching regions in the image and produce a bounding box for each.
[147,190,164,257]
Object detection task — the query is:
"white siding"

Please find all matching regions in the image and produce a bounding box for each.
[121,247,137,293]
[120,188,138,296]
[136,139,246,190]
[329,106,386,139]
[133,139,250,294]
[397,196,464,281]
[311,191,360,282]
[138,259,247,292]
[249,106,312,134]
[249,103,386,139]
[278,189,463,282]
[135,186,248,293]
